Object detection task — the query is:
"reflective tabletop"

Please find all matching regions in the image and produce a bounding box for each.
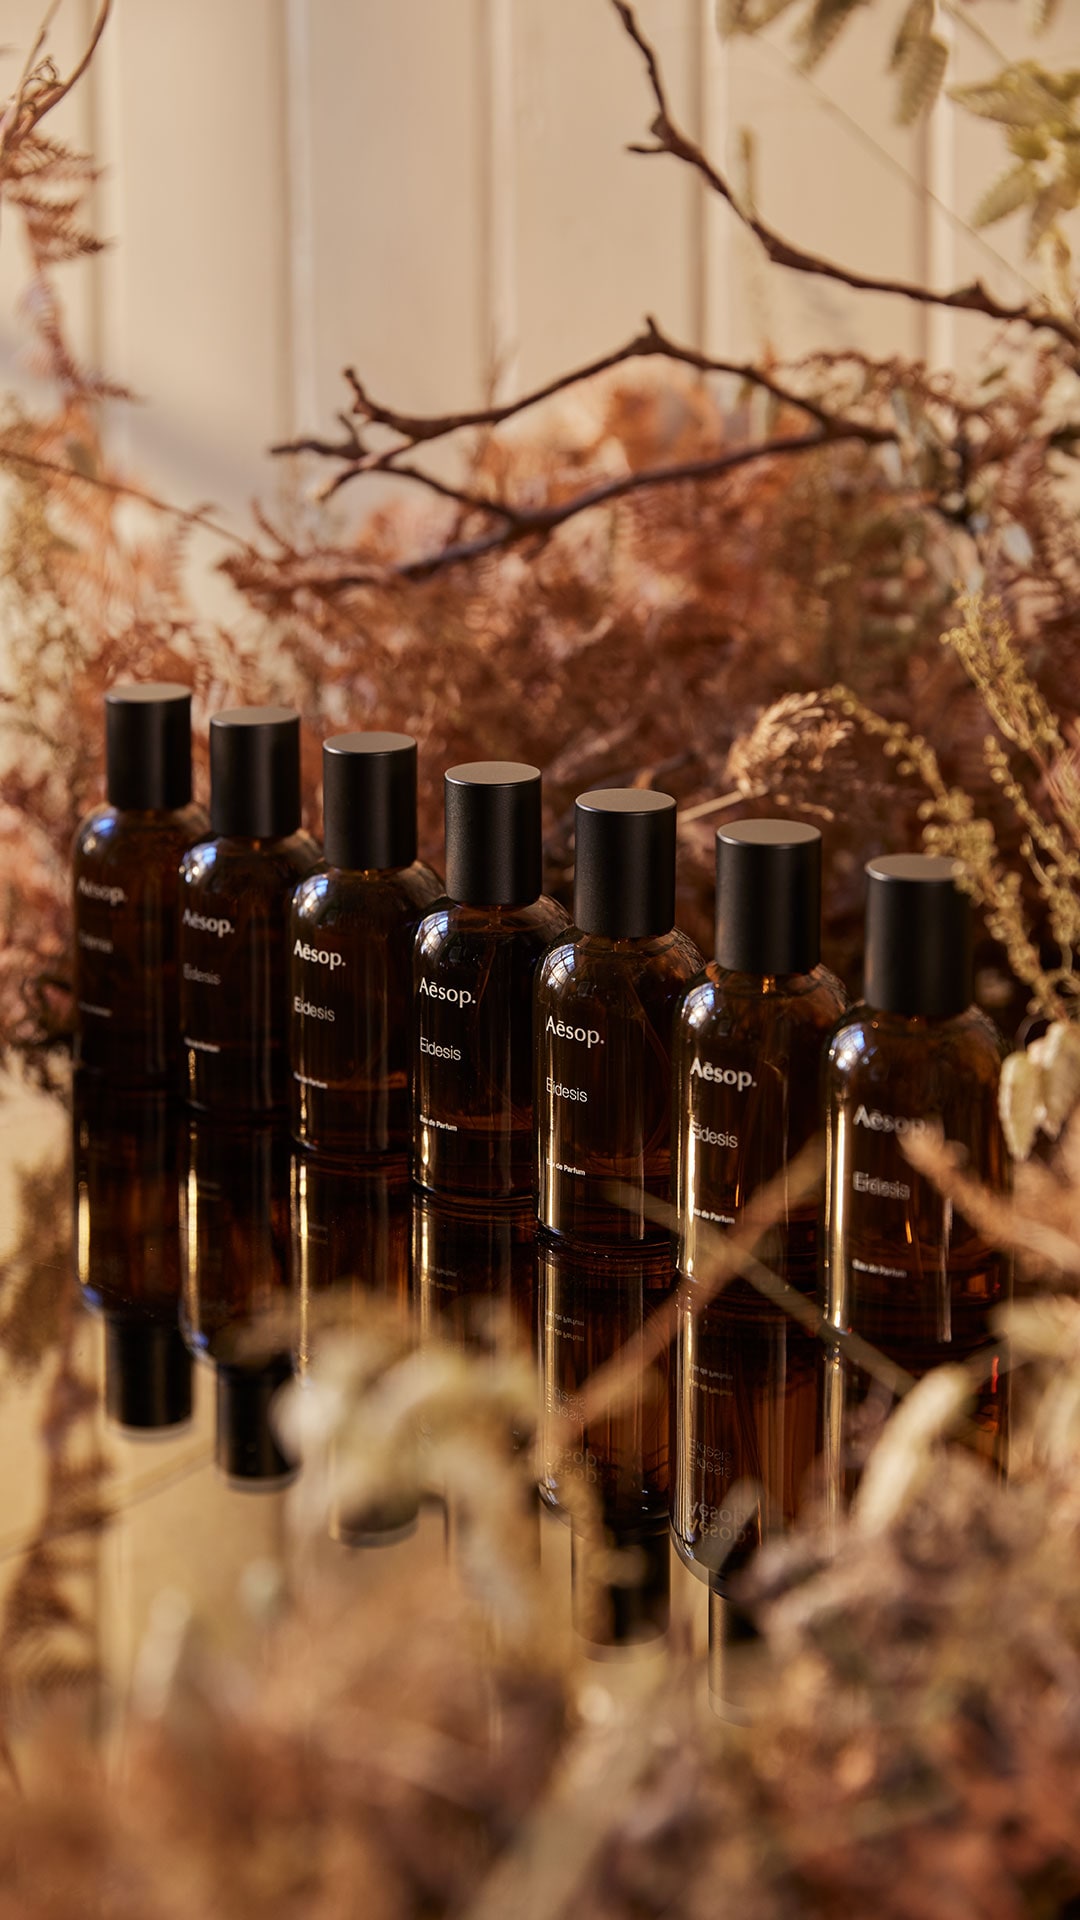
[0,1061,716,1740]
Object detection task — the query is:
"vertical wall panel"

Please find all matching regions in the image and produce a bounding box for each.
[507,0,701,393]
[93,0,291,524]
[301,0,487,436]
[702,10,926,363]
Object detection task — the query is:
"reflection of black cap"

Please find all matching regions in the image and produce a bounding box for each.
[715,819,821,974]
[210,707,301,839]
[573,789,676,939]
[865,853,972,1018]
[323,732,418,871]
[215,1357,294,1481]
[572,1519,670,1648]
[708,1575,762,1712]
[444,762,542,907]
[104,1317,193,1431]
[105,683,192,811]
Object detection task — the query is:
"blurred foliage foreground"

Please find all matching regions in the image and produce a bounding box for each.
[4,2,1080,1913]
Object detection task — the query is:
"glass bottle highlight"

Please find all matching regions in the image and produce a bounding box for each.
[291,732,442,1157]
[413,761,568,1200]
[535,788,701,1250]
[823,854,1009,1483]
[179,707,318,1115]
[670,820,846,1585]
[72,683,206,1083]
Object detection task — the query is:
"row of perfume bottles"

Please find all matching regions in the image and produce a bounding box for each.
[75,687,1008,1318]
[80,1079,994,1653]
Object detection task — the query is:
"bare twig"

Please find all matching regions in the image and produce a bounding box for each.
[261,423,890,591]
[272,313,888,504]
[611,0,1080,358]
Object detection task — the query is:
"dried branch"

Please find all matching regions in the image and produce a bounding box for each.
[274,315,855,486]
[266,423,890,590]
[612,0,1080,358]
[0,0,111,170]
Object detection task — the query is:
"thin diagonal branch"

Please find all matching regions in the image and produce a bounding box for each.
[611,0,1080,358]
[258,423,886,593]
[271,314,880,501]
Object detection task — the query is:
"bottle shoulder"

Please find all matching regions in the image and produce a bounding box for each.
[826,1002,1004,1104]
[292,859,443,927]
[538,924,703,990]
[182,830,319,890]
[73,801,208,863]
[677,961,848,1041]
[416,893,570,951]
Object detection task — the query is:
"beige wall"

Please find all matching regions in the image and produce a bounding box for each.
[2,0,1075,574]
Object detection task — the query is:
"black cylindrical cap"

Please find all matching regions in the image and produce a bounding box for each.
[104,1317,193,1431]
[715,819,822,974]
[105,682,192,811]
[323,731,417,870]
[209,707,301,839]
[215,1357,295,1482]
[572,1520,671,1648]
[444,762,542,906]
[573,789,676,939]
[864,853,972,1018]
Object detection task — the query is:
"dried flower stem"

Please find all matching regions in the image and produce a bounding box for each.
[612,0,1080,357]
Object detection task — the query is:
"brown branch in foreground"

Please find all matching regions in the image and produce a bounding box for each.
[272,313,886,500]
[611,0,1080,359]
[258,423,888,592]
[570,1143,917,1441]
[903,1127,1080,1278]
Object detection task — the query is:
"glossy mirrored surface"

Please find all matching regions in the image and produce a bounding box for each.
[0,1058,719,1749]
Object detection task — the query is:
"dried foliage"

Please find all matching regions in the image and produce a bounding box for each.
[719,0,1079,261]
[6,1242,1080,1918]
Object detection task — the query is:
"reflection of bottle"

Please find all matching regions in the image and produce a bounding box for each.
[291,733,442,1157]
[294,1150,417,1546]
[180,708,318,1114]
[671,822,845,1583]
[414,1191,539,1567]
[536,790,701,1251]
[824,856,1009,1484]
[293,1151,412,1361]
[413,1189,536,1361]
[73,1073,192,1431]
[539,1240,673,1646]
[414,763,568,1199]
[181,1115,294,1481]
[73,684,206,1083]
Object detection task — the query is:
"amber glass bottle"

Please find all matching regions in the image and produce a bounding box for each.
[73,683,206,1084]
[536,790,701,1252]
[291,732,442,1157]
[540,1239,673,1646]
[181,1114,294,1481]
[670,821,846,1583]
[413,762,568,1200]
[823,855,1009,1484]
[179,708,318,1115]
[74,1073,192,1431]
